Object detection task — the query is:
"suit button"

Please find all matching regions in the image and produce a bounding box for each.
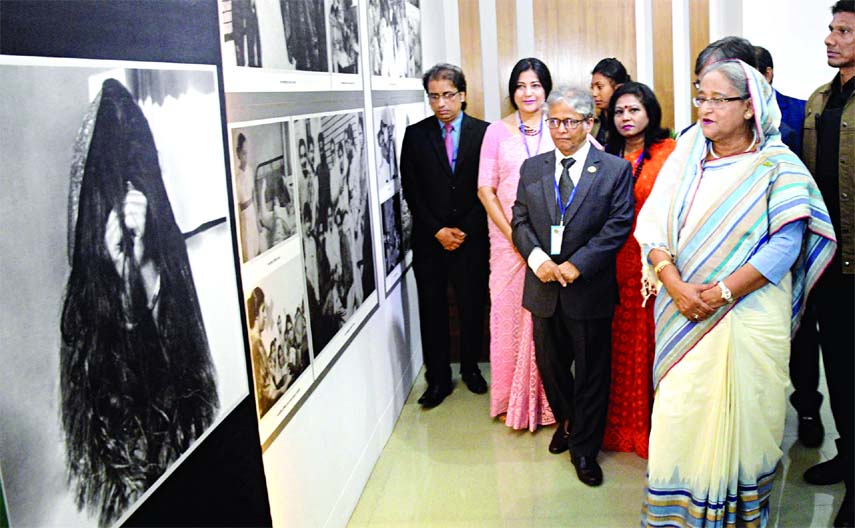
[451,185,456,190]
[845,261,851,268]
[843,192,850,201]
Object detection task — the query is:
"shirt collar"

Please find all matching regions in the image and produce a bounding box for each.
[554,140,591,166]
[437,112,464,131]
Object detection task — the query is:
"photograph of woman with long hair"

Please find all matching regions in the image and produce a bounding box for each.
[1,60,246,528]
[60,78,219,526]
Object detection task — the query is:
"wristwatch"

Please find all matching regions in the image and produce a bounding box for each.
[718,280,734,304]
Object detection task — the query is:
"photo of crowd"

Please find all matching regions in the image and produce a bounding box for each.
[367,0,422,78]
[293,111,376,356]
[245,258,311,419]
[231,122,298,263]
[220,0,327,72]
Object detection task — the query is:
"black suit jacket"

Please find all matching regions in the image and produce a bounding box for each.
[511,147,635,319]
[400,113,489,254]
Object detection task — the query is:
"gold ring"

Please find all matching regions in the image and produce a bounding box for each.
[693,314,699,320]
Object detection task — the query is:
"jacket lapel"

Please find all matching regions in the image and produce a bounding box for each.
[429,116,453,178]
[563,148,600,225]
[539,153,559,225]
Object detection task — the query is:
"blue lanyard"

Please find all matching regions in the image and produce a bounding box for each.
[554,177,578,223]
[517,112,543,159]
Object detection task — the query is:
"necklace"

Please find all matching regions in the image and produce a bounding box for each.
[709,131,757,159]
[517,111,543,158]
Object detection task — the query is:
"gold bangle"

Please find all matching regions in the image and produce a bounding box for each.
[654,260,674,276]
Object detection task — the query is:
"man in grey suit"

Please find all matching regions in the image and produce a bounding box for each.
[511,86,634,486]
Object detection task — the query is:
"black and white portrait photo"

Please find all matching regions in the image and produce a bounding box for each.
[368,0,422,79]
[231,122,297,263]
[329,0,359,74]
[220,0,328,72]
[373,106,399,189]
[0,58,247,527]
[293,112,376,356]
[381,193,404,275]
[244,257,311,420]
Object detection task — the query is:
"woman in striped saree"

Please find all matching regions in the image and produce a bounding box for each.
[635,59,837,527]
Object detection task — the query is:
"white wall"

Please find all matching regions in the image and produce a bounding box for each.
[742,0,835,100]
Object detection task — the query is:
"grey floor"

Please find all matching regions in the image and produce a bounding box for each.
[349,363,845,527]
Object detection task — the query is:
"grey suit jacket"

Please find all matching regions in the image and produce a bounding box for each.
[511,147,635,319]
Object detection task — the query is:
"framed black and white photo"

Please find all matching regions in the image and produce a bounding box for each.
[329,0,361,91]
[219,0,333,92]
[373,105,400,193]
[0,56,248,528]
[292,110,378,371]
[229,120,298,264]
[243,255,313,443]
[368,0,423,89]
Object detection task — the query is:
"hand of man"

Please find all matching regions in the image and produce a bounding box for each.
[435,227,466,251]
[536,260,567,286]
[558,261,580,283]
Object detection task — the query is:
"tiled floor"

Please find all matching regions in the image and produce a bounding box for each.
[349,364,845,527]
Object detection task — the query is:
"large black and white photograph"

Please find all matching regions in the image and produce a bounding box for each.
[220,0,328,72]
[0,57,248,527]
[368,0,422,84]
[373,105,399,192]
[329,0,360,75]
[230,121,297,263]
[293,111,376,360]
[244,257,312,434]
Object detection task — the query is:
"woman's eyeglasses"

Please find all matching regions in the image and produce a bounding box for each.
[692,96,747,108]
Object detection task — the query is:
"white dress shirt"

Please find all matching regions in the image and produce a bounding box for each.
[526,140,592,274]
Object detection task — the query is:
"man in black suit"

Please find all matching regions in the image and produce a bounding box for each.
[400,63,490,408]
[512,86,634,486]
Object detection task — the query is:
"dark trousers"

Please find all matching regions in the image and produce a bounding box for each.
[533,303,612,458]
[790,268,853,491]
[413,238,488,387]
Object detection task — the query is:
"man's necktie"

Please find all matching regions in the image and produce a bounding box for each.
[444,122,454,170]
[559,157,576,205]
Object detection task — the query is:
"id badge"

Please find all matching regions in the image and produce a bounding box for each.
[549,224,564,255]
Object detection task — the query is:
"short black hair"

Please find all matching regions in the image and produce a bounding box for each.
[832,0,855,14]
[591,58,631,85]
[754,46,773,73]
[605,81,670,158]
[422,63,467,111]
[507,57,553,110]
[694,36,756,75]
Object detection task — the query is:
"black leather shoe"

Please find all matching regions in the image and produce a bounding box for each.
[804,455,845,485]
[418,384,452,408]
[549,423,570,454]
[798,414,825,448]
[834,490,853,527]
[461,371,488,394]
[571,455,603,487]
